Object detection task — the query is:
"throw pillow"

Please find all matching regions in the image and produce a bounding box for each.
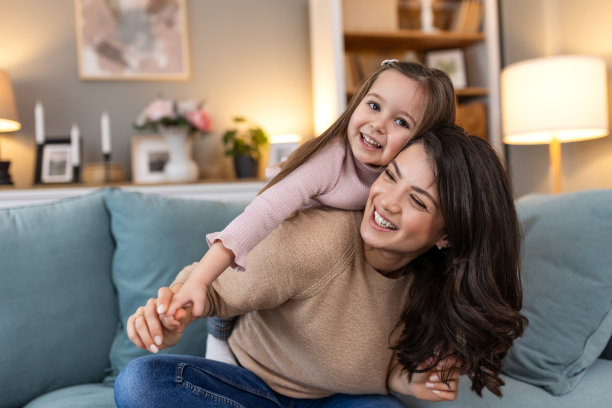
[503,189,612,395]
[0,191,117,407]
[103,188,247,383]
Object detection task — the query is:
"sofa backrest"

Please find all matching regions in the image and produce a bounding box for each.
[102,187,248,383]
[503,189,612,396]
[0,190,117,408]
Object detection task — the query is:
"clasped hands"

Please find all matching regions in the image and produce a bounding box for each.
[127,283,191,354]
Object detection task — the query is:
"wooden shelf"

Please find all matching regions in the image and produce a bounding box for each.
[344,29,485,52]
[456,87,488,97]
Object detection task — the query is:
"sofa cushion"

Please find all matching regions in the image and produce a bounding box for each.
[0,191,117,408]
[400,358,612,408]
[502,190,612,396]
[103,188,247,383]
[24,383,115,408]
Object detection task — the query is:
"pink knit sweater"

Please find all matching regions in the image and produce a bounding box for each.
[207,137,382,270]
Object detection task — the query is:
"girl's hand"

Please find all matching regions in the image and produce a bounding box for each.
[126,285,191,353]
[164,279,208,319]
[388,357,460,402]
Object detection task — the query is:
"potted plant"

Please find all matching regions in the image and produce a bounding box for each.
[222,116,268,178]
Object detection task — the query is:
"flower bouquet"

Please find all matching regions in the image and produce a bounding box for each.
[134,98,214,134]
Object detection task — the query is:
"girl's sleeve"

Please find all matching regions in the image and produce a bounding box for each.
[207,141,345,271]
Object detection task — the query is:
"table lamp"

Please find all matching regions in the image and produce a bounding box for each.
[501,55,609,193]
[0,70,21,185]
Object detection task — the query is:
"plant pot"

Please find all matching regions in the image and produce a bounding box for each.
[234,155,258,179]
[160,126,198,183]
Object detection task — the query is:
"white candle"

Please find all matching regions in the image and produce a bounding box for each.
[35,102,45,144]
[70,124,80,166]
[101,112,111,154]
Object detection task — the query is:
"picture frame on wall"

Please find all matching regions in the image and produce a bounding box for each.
[425,48,467,89]
[131,135,170,184]
[74,0,190,81]
[37,138,74,184]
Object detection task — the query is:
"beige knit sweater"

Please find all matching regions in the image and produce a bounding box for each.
[175,207,412,399]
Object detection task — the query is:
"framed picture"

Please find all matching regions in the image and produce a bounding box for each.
[131,135,170,184]
[37,138,74,184]
[425,49,467,89]
[74,0,190,81]
[268,142,300,167]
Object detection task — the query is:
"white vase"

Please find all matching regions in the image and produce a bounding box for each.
[160,126,199,183]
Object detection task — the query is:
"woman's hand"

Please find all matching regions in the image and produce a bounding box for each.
[388,357,460,402]
[126,284,191,353]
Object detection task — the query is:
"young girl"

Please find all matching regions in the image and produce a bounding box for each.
[162,60,456,363]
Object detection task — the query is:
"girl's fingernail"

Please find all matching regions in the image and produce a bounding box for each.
[149,344,159,354]
[154,336,162,346]
[425,382,435,389]
[157,305,166,314]
[429,374,440,381]
[432,390,441,395]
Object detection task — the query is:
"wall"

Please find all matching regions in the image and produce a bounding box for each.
[500,0,612,197]
[0,0,312,188]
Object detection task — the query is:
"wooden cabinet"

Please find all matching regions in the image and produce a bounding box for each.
[308,0,503,157]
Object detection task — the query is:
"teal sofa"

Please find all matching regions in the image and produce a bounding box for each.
[0,187,610,407]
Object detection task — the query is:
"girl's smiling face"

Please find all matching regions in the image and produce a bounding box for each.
[360,141,448,272]
[347,70,424,167]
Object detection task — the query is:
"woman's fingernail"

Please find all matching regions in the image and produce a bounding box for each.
[154,336,162,346]
[149,344,159,354]
[432,390,441,395]
[425,382,435,388]
[157,305,165,314]
[429,374,440,382]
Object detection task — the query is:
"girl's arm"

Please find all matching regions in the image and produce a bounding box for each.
[165,139,352,317]
[164,241,234,318]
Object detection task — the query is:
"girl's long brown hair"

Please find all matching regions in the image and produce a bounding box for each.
[392,124,527,397]
[260,61,456,194]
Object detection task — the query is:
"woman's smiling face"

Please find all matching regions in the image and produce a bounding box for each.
[360,141,448,272]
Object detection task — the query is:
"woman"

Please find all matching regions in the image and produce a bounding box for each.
[115,124,525,407]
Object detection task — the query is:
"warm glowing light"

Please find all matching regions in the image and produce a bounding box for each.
[269,133,301,144]
[0,70,21,133]
[502,55,609,145]
[0,119,21,132]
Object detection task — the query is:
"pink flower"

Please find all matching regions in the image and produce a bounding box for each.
[144,98,175,122]
[187,107,214,133]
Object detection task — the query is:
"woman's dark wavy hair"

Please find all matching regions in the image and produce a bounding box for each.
[392,124,527,397]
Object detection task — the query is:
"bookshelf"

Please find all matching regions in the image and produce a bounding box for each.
[308,0,503,157]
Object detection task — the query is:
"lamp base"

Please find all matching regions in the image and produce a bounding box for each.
[0,161,13,185]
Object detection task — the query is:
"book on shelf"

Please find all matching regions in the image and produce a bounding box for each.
[451,0,483,33]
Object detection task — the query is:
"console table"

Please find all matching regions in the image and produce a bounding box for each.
[0,180,266,209]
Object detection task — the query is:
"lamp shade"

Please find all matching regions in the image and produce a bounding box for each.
[501,55,608,144]
[0,70,21,132]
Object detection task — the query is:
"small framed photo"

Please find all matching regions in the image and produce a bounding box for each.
[268,142,299,167]
[37,138,74,184]
[425,49,467,89]
[131,135,169,184]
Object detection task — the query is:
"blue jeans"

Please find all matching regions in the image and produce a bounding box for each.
[114,354,406,408]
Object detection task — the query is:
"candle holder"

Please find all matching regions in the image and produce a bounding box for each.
[34,143,43,184]
[103,153,111,183]
[73,165,81,184]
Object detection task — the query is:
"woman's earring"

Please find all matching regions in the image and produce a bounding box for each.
[436,244,442,250]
